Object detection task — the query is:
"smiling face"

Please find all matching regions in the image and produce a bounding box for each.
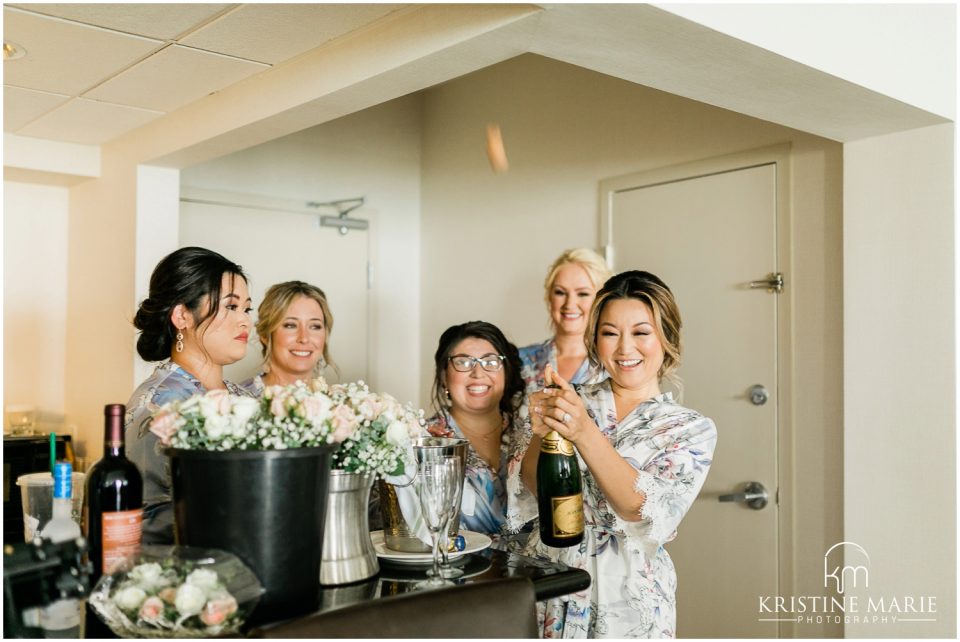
[444,337,506,416]
[549,263,597,338]
[194,273,252,366]
[596,298,664,400]
[267,295,327,383]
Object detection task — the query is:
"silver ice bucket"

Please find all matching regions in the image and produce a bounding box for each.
[378,437,468,552]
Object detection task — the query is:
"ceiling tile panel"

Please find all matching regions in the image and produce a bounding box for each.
[17,98,163,145]
[85,45,268,113]
[180,3,402,64]
[8,3,234,40]
[3,7,162,96]
[3,85,70,131]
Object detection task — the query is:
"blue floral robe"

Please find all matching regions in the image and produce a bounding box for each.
[125,361,248,544]
[519,339,592,394]
[508,382,717,638]
[426,410,534,551]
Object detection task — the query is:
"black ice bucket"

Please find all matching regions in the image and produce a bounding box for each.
[168,446,336,625]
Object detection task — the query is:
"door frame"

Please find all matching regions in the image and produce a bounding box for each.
[598,144,797,637]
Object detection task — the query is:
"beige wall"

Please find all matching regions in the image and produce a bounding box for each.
[844,123,956,638]
[180,95,423,404]
[3,181,70,433]
[420,53,844,637]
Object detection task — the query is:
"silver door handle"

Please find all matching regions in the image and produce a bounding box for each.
[719,481,768,510]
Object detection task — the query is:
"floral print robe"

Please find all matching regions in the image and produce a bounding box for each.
[426,410,535,551]
[509,381,716,638]
[519,339,592,394]
[125,362,248,544]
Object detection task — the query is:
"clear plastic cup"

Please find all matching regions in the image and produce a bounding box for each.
[16,471,85,542]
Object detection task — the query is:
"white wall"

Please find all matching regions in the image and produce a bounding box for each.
[658,3,956,121]
[3,181,69,429]
[420,54,845,637]
[180,94,423,404]
[843,122,956,638]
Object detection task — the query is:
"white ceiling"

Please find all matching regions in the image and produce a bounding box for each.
[3,3,404,145]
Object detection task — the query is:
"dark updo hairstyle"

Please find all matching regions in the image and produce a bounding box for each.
[134,247,247,362]
[431,321,525,425]
[585,270,682,384]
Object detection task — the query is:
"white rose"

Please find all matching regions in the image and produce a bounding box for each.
[175,583,207,616]
[113,585,147,612]
[203,413,229,439]
[385,420,409,447]
[185,568,220,592]
[128,562,164,588]
[231,396,259,424]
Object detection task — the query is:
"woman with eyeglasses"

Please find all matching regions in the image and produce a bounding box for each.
[426,321,534,548]
[519,248,613,393]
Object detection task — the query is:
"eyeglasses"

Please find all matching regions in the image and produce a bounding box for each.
[448,354,505,373]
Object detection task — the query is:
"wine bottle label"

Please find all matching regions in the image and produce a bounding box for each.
[540,432,575,456]
[102,509,143,575]
[550,493,584,538]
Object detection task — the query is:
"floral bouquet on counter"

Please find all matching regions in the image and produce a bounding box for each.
[88,546,264,638]
[150,380,348,450]
[316,378,426,479]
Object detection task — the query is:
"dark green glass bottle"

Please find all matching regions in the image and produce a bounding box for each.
[537,430,584,547]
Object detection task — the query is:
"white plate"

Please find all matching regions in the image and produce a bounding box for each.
[371,529,492,565]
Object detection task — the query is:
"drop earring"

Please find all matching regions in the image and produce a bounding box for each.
[176,330,184,353]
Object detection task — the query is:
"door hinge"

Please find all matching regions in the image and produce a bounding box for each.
[748,272,783,294]
[367,262,374,289]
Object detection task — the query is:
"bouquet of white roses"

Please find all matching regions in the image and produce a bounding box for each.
[88,546,263,638]
[150,380,348,450]
[318,379,425,478]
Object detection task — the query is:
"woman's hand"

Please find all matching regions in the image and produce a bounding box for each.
[529,364,593,444]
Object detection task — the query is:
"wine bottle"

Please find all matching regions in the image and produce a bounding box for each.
[536,429,584,547]
[84,404,144,581]
[39,462,81,637]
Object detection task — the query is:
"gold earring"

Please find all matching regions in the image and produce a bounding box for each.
[176,331,184,353]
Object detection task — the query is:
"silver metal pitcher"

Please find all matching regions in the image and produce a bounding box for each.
[379,437,468,552]
[320,469,379,585]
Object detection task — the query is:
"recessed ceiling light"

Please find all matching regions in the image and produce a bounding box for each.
[4,41,27,61]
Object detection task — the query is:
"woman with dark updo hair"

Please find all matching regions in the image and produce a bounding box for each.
[126,246,252,543]
[425,321,535,550]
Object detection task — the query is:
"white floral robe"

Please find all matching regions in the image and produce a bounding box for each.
[508,382,717,639]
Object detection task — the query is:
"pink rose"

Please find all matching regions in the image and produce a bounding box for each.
[270,395,287,418]
[358,397,382,420]
[158,587,178,605]
[139,596,165,621]
[199,596,238,626]
[150,411,179,445]
[330,404,358,442]
[207,389,231,414]
[300,395,330,422]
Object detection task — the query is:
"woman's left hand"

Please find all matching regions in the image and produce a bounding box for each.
[530,364,593,444]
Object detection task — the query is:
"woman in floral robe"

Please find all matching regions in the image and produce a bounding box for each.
[126,247,252,544]
[519,248,612,394]
[514,270,717,638]
[425,321,535,550]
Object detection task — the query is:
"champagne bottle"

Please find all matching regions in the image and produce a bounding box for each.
[39,462,81,637]
[536,423,584,548]
[84,404,144,581]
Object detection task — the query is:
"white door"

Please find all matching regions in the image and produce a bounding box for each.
[179,193,370,387]
[603,155,786,637]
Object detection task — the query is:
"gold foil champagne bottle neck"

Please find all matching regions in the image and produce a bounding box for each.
[540,430,575,455]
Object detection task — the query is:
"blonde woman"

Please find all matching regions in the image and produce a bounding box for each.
[241,281,334,395]
[519,248,613,393]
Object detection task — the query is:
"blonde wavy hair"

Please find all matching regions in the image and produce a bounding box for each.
[542,248,613,333]
[254,281,336,376]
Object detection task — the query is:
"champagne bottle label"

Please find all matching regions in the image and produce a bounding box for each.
[540,431,575,456]
[102,509,143,575]
[551,493,584,537]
